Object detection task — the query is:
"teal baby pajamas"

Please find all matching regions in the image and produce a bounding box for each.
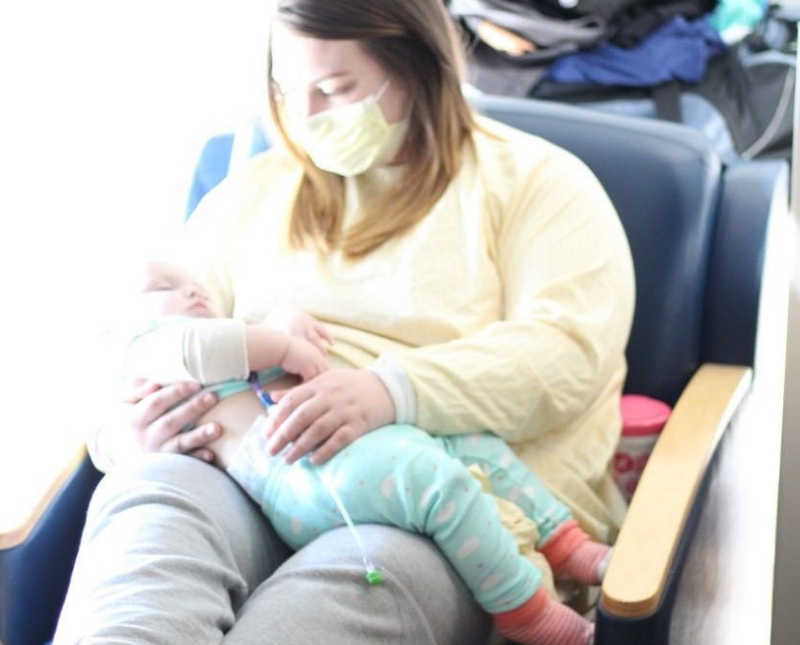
[228,420,575,614]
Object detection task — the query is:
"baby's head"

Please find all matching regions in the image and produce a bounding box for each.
[135,260,219,319]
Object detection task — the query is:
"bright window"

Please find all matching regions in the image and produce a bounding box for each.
[1,1,271,512]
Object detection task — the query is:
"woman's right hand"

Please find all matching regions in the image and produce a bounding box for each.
[114,379,222,463]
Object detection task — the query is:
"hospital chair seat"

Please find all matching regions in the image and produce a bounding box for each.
[0,95,789,645]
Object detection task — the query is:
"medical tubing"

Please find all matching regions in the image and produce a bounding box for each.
[319,473,382,584]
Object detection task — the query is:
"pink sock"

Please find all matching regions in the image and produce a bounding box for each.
[556,541,612,586]
[493,587,594,645]
[540,520,611,586]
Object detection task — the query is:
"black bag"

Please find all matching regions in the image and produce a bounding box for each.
[610,0,717,47]
[682,44,794,161]
[532,0,642,21]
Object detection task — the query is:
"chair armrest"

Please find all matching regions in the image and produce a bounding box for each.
[600,363,752,618]
[0,437,87,549]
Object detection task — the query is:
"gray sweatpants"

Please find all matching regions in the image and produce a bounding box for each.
[53,453,492,645]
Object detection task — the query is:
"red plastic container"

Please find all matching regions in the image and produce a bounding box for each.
[613,394,672,501]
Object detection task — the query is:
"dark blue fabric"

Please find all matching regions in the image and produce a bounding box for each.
[547,16,725,87]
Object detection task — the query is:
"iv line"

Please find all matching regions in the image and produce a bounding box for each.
[319,473,383,586]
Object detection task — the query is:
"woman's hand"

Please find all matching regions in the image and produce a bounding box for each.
[111,378,222,464]
[264,368,394,465]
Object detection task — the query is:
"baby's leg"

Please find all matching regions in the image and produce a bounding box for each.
[229,422,536,604]
[442,433,611,585]
[278,424,543,611]
[315,424,592,645]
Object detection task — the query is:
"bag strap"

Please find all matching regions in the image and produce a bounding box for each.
[652,80,683,123]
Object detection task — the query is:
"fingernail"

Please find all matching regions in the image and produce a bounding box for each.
[205,425,219,437]
[202,393,216,405]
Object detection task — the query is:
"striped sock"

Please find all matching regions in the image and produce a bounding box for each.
[540,520,611,586]
[492,587,594,645]
[555,541,612,586]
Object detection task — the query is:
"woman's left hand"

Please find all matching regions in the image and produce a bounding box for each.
[264,368,395,465]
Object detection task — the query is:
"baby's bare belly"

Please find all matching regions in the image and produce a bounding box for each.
[197,373,299,469]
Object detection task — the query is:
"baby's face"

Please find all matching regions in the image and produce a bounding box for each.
[138,261,218,318]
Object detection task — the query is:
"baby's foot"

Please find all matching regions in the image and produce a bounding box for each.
[555,543,613,586]
[493,587,595,645]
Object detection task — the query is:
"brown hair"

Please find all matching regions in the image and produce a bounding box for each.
[267,0,477,258]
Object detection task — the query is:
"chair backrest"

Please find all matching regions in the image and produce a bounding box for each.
[186,97,772,406]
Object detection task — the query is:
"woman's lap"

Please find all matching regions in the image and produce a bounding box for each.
[229,524,491,645]
[54,453,491,645]
[54,453,286,643]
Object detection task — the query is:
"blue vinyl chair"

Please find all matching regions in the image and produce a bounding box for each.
[1,94,789,645]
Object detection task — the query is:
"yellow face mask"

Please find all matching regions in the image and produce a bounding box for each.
[289,80,410,177]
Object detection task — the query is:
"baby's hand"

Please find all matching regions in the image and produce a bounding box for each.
[281,337,328,381]
[269,306,333,355]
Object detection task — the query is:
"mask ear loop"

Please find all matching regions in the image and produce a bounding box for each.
[374,78,391,102]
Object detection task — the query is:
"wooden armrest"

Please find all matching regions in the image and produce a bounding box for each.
[600,363,752,618]
[0,437,87,549]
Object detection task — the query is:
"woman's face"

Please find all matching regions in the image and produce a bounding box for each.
[271,23,411,123]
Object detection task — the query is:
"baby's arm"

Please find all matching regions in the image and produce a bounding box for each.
[246,323,327,382]
[265,305,333,354]
[245,325,290,371]
[127,317,327,386]
[126,318,250,385]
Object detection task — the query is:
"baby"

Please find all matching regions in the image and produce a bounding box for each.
[124,259,613,645]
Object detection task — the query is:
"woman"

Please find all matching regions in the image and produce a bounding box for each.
[55,1,634,643]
